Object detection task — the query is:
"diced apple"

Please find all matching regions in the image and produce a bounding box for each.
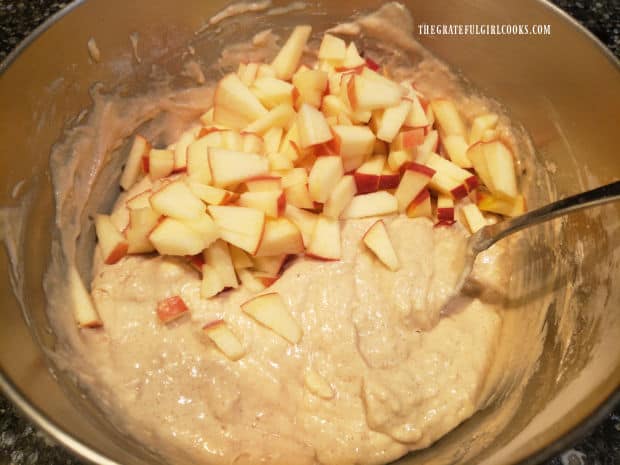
[246,176,282,192]
[268,152,294,171]
[437,195,455,222]
[318,34,346,63]
[341,42,365,68]
[375,100,412,143]
[362,220,400,271]
[284,204,318,247]
[354,154,385,194]
[201,263,225,298]
[427,170,468,200]
[188,181,238,205]
[304,369,334,399]
[120,135,150,190]
[284,183,315,209]
[477,191,526,217]
[253,255,288,276]
[406,189,432,218]
[241,133,265,155]
[263,127,284,153]
[237,269,267,293]
[257,63,276,79]
[69,266,102,328]
[220,131,244,151]
[238,190,285,218]
[245,103,296,135]
[390,127,426,152]
[173,129,196,172]
[208,205,266,254]
[394,163,435,211]
[469,113,499,145]
[403,94,429,128]
[95,214,128,265]
[347,69,404,111]
[203,320,244,361]
[461,203,487,233]
[293,70,328,108]
[213,73,268,129]
[329,125,375,172]
[255,218,304,257]
[242,292,302,343]
[430,99,466,136]
[200,108,214,125]
[341,191,398,219]
[483,140,518,199]
[148,148,174,180]
[297,103,333,148]
[419,152,476,191]
[209,148,269,188]
[126,190,152,210]
[280,121,302,161]
[378,168,401,190]
[183,212,219,250]
[186,138,212,185]
[203,240,238,289]
[417,130,439,155]
[238,62,259,86]
[308,156,344,203]
[442,134,472,168]
[229,245,253,271]
[271,25,312,81]
[306,215,341,260]
[321,94,349,118]
[251,77,294,109]
[125,207,160,254]
[150,180,205,220]
[149,218,206,256]
[323,175,356,219]
[387,150,414,172]
[156,296,189,324]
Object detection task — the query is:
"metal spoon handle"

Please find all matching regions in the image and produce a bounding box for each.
[472,180,620,253]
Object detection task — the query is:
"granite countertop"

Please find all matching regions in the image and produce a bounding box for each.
[0,1,619,464]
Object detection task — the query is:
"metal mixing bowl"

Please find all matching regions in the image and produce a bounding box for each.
[0,1,618,464]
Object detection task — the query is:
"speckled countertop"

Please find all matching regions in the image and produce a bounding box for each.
[0,1,619,464]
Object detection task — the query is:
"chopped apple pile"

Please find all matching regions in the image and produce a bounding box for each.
[91,26,526,350]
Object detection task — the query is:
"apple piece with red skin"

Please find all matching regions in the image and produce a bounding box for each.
[156,296,189,324]
[188,181,238,206]
[394,162,435,212]
[362,220,400,271]
[255,218,304,257]
[203,320,245,361]
[296,103,333,149]
[120,135,150,190]
[375,100,412,143]
[378,168,401,190]
[327,125,375,172]
[238,190,285,218]
[417,152,477,197]
[201,263,226,298]
[253,254,288,276]
[245,103,296,135]
[213,73,268,129]
[70,266,103,328]
[390,127,426,152]
[95,214,129,265]
[284,204,318,247]
[406,189,432,218]
[323,175,357,219]
[426,170,468,200]
[187,253,205,272]
[477,191,526,217]
[125,207,160,254]
[341,191,398,219]
[149,180,205,220]
[365,57,380,71]
[482,140,519,200]
[430,99,466,137]
[461,203,487,233]
[387,150,414,172]
[308,156,344,203]
[203,239,238,289]
[271,25,312,81]
[207,205,266,255]
[292,69,328,109]
[149,217,206,256]
[436,195,455,222]
[354,154,386,194]
[208,148,269,188]
[417,130,439,155]
[148,148,175,180]
[253,272,281,288]
[251,77,294,109]
[434,219,456,228]
[306,215,341,260]
[241,292,302,344]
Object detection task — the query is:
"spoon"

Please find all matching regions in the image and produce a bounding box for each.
[447,180,620,306]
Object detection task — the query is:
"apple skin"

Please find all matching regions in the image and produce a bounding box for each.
[378,172,401,190]
[156,296,189,323]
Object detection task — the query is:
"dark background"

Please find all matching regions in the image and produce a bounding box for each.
[0,0,619,464]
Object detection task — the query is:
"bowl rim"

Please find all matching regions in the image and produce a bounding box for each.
[0,0,618,464]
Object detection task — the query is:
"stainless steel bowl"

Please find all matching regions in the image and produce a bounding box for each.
[0,1,618,464]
